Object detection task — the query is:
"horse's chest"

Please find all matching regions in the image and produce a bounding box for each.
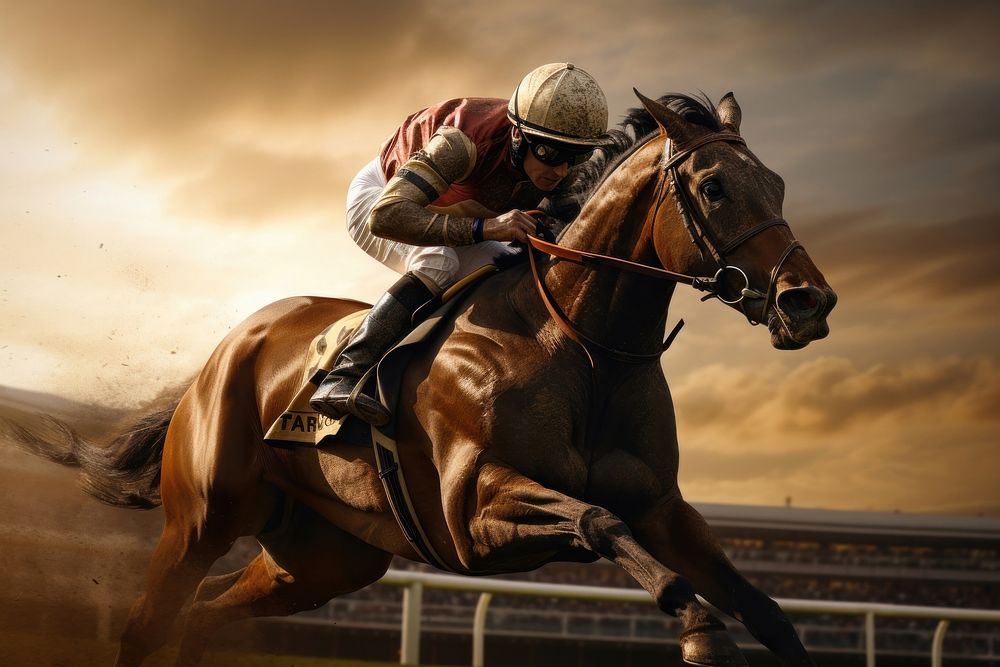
[492,381,676,511]
[587,448,668,517]
[426,321,669,501]
[487,382,591,494]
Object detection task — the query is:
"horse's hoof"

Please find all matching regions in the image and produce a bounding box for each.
[679,624,748,667]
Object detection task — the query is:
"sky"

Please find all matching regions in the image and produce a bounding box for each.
[1,0,998,515]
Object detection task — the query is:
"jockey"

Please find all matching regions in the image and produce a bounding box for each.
[311,63,610,425]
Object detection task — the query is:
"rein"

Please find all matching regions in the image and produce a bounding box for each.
[527,233,720,293]
[527,129,804,365]
[526,238,688,366]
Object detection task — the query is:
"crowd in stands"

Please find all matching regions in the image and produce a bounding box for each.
[722,537,1000,572]
[211,523,998,658]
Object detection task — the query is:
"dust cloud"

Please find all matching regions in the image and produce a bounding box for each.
[0,388,260,665]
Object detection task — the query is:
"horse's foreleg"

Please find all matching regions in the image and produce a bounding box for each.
[633,498,815,666]
[175,502,392,666]
[466,463,747,666]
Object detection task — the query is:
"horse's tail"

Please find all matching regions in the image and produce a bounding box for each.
[5,384,188,509]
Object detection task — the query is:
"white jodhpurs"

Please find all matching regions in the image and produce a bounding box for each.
[346,157,515,292]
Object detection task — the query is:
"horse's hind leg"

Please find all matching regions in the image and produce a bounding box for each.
[192,567,247,604]
[633,498,815,666]
[465,463,746,667]
[115,388,280,666]
[175,502,392,666]
[114,519,237,667]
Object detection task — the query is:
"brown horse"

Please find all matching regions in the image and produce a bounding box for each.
[50,91,836,666]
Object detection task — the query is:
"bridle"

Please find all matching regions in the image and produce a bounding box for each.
[662,131,802,326]
[527,130,804,366]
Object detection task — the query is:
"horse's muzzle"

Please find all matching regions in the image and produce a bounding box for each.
[770,285,838,349]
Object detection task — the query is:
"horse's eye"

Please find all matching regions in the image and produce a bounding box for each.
[700,179,724,202]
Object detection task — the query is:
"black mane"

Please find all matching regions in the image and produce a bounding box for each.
[541,92,722,224]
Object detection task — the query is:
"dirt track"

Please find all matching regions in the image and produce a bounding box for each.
[0,387,423,667]
[0,388,159,663]
[0,388,364,666]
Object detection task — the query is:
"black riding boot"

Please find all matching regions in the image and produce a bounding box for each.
[310,272,435,425]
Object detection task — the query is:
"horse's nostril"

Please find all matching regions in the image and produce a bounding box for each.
[777,286,823,318]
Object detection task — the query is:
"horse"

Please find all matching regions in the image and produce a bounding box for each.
[47,90,836,666]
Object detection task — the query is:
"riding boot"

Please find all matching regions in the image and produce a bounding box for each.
[310,272,435,426]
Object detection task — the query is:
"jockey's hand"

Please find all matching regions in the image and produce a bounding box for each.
[484,210,538,244]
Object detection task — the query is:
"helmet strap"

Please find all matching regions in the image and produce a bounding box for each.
[509,84,528,172]
[509,127,527,173]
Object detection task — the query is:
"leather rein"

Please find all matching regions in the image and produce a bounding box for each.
[527,130,804,366]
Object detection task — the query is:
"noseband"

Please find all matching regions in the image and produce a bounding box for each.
[526,130,804,364]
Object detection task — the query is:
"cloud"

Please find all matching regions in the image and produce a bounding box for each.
[164,146,345,223]
[671,355,1000,513]
[1,2,431,121]
[0,2,465,189]
[801,208,1000,306]
[674,356,1000,438]
[679,416,1000,515]
[0,1,581,223]
[872,84,1000,160]
[3,1,999,227]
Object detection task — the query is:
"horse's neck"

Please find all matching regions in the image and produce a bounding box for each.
[542,144,676,354]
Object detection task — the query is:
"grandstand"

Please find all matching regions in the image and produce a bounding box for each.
[221,502,1000,665]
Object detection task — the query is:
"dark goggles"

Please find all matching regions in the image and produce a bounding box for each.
[522,133,594,167]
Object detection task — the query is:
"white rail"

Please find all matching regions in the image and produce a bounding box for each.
[378,569,1000,667]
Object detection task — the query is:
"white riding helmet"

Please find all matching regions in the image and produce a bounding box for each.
[507,63,609,147]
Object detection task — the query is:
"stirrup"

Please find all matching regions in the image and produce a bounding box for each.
[344,365,390,426]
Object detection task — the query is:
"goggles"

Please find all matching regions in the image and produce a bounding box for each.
[522,132,594,167]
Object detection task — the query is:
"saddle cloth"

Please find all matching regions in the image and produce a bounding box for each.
[263,264,500,448]
[263,308,369,446]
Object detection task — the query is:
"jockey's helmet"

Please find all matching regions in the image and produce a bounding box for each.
[507,63,609,148]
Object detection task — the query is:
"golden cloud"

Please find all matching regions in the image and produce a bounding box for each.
[675,356,1000,438]
[672,356,1000,513]
[164,146,345,223]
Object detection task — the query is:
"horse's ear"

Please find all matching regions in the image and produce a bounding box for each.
[633,88,695,144]
[718,92,742,134]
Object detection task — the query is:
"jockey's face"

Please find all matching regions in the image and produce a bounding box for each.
[523,149,570,191]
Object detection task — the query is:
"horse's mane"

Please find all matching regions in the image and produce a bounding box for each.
[541,92,722,224]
